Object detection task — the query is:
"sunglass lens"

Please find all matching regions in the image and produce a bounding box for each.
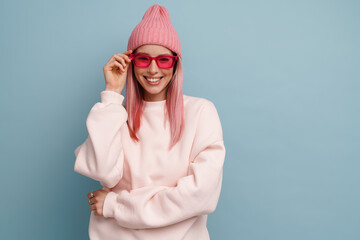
[157,57,174,68]
[134,56,151,67]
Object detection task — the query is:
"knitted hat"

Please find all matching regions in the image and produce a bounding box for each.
[127,4,182,60]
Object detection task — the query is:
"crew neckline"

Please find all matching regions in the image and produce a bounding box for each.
[143,99,166,108]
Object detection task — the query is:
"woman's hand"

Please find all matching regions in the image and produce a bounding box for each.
[103,49,133,94]
[87,189,110,216]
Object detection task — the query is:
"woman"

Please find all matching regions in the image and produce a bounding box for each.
[74,4,226,240]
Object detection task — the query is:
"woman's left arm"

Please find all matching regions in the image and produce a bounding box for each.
[102,101,226,229]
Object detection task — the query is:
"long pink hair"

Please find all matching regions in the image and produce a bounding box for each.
[124,56,184,150]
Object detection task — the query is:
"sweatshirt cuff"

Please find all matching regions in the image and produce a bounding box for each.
[100,90,125,104]
[103,191,118,218]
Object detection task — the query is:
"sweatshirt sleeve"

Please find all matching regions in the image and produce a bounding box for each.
[73,90,128,189]
[102,100,226,229]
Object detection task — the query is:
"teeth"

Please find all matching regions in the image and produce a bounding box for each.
[146,77,161,82]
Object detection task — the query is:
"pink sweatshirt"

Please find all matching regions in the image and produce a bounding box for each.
[74,90,226,240]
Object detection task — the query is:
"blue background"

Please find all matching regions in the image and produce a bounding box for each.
[1,0,359,239]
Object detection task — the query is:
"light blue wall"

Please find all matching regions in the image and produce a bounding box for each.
[1,0,359,239]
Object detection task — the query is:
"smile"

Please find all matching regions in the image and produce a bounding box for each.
[145,76,162,82]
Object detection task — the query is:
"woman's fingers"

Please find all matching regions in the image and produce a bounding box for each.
[88,199,96,214]
[115,61,125,72]
[114,55,127,67]
[87,191,95,199]
[106,58,126,72]
[87,189,108,217]
[117,53,132,63]
[105,50,132,65]
[88,195,98,207]
[124,49,133,55]
[88,198,103,216]
[123,50,133,61]
[88,194,97,205]
[114,54,132,70]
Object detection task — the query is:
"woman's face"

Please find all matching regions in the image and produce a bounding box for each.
[133,44,175,101]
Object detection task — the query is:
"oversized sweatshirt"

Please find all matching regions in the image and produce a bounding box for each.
[74,90,226,240]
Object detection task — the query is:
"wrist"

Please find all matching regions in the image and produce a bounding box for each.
[105,86,123,95]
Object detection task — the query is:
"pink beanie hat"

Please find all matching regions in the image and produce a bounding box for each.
[127,4,182,60]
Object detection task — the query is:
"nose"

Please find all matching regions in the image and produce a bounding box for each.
[148,59,159,74]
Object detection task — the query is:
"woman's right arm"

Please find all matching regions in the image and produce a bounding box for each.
[74,50,132,188]
[74,90,128,188]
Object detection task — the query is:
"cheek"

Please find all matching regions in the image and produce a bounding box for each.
[134,68,144,80]
[163,69,173,79]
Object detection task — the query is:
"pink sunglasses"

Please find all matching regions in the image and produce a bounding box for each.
[129,54,178,69]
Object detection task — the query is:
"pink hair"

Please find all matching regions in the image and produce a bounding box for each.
[124,58,184,150]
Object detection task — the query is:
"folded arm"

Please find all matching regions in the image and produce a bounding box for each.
[102,100,226,229]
